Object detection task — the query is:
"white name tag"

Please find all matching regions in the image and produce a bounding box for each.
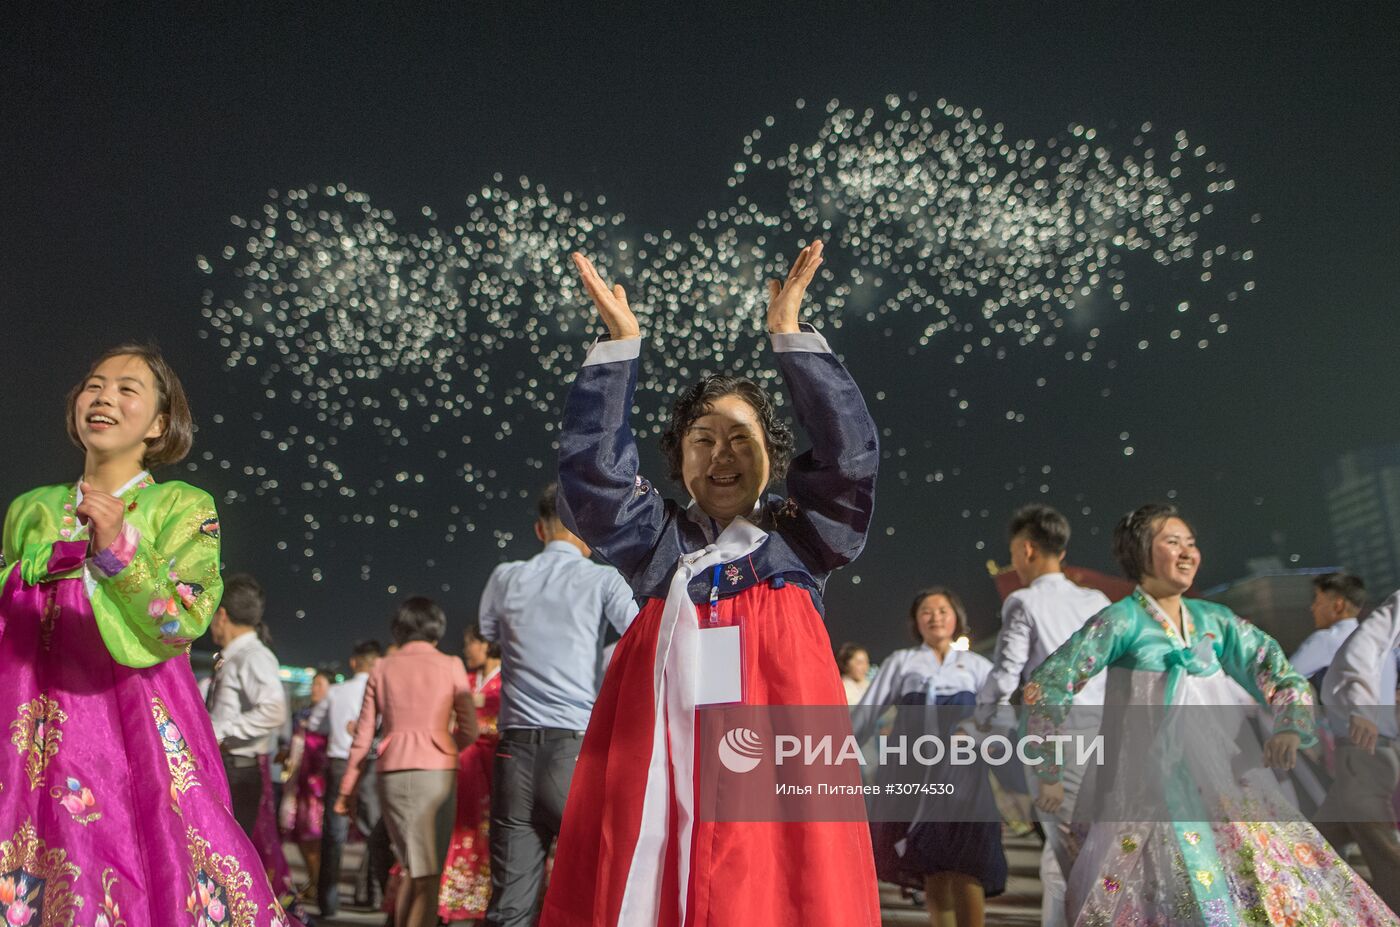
[696,624,744,706]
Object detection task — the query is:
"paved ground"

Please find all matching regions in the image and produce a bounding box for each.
[299,832,1047,926]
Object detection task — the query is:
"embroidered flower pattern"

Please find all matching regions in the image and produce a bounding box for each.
[177,581,205,610]
[49,776,101,825]
[198,516,220,540]
[1084,818,1398,924]
[184,828,256,927]
[10,697,66,790]
[0,875,37,927]
[146,565,207,646]
[0,820,80,925]
[149,596,180,619]
[724,563,743,586]
[153,697,199,807]
[95,869,128,927]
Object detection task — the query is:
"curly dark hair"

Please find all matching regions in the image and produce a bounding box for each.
[1112,503,1194,581]
[659,375,795,484]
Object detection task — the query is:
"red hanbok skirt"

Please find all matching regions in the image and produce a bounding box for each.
[540,581,880,927]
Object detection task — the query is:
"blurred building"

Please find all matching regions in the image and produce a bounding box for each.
[1324,445,1400,594]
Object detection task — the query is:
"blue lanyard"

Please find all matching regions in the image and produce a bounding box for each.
[708,564,722,625]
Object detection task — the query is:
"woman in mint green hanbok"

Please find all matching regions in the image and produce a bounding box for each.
[1025,503,1397,927]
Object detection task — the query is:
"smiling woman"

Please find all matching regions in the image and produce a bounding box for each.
[1021,503,1397,926]
[0,343,303,925]
[540,242,883,927]
[660,375,794,528]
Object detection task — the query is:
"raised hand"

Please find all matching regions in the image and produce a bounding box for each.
[77,482,126,552]
[571,252,640,340]
[765,240,824,334]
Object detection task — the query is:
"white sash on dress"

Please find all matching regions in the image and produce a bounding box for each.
[616,516,767,927]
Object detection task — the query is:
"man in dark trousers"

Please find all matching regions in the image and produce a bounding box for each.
[481,485,637,927]
[206,573,287,836]
[310,638,384,916]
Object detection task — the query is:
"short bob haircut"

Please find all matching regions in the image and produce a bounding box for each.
[659,375,795,485]
[390,596,447,646]
[66,342,194,470]
[907,586,971,643]
[1009,504,1071,556]
[1112,503,1195,581]
[834,642,868,676]
[465,623,502,660]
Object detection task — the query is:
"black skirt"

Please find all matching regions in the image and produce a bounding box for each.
[869,690,1008,896]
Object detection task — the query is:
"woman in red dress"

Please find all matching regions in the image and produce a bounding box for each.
[439,625,502,923]
[540,242,882,927]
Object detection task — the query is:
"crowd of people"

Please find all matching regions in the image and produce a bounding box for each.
[1,242,1398,927]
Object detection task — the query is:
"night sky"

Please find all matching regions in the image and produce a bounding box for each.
[5,6,1398,668]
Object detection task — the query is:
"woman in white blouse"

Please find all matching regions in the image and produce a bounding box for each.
[857,588,1006,927]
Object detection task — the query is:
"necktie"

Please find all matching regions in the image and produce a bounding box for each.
[205,651,225,712]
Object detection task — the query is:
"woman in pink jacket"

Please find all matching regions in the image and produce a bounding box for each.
[336,597,478,927]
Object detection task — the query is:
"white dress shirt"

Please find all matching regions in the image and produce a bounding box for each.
[1324,590,1400,739]
[208,630,287,757]
[975,573,1111,725]
[309,671,371,760]
[1288,618,1360,679]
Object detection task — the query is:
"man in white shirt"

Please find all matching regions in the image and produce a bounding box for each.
[1290,572,1367,689]
[310,639,384,917]
[206,573,287,837]
[975,505,1110,927]
[1319,588,1400,912]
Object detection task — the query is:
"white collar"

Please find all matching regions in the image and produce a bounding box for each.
[920,643,960,667]
[72,470,151,539]
[219,630,262,660]
[686,499,763,545]
[1136,586,1194,646]
[74,470,152,506]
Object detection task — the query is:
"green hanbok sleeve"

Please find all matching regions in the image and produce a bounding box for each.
[1023,602,1134,782]
[89,482,223,668]
[1209,605,1317,748]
